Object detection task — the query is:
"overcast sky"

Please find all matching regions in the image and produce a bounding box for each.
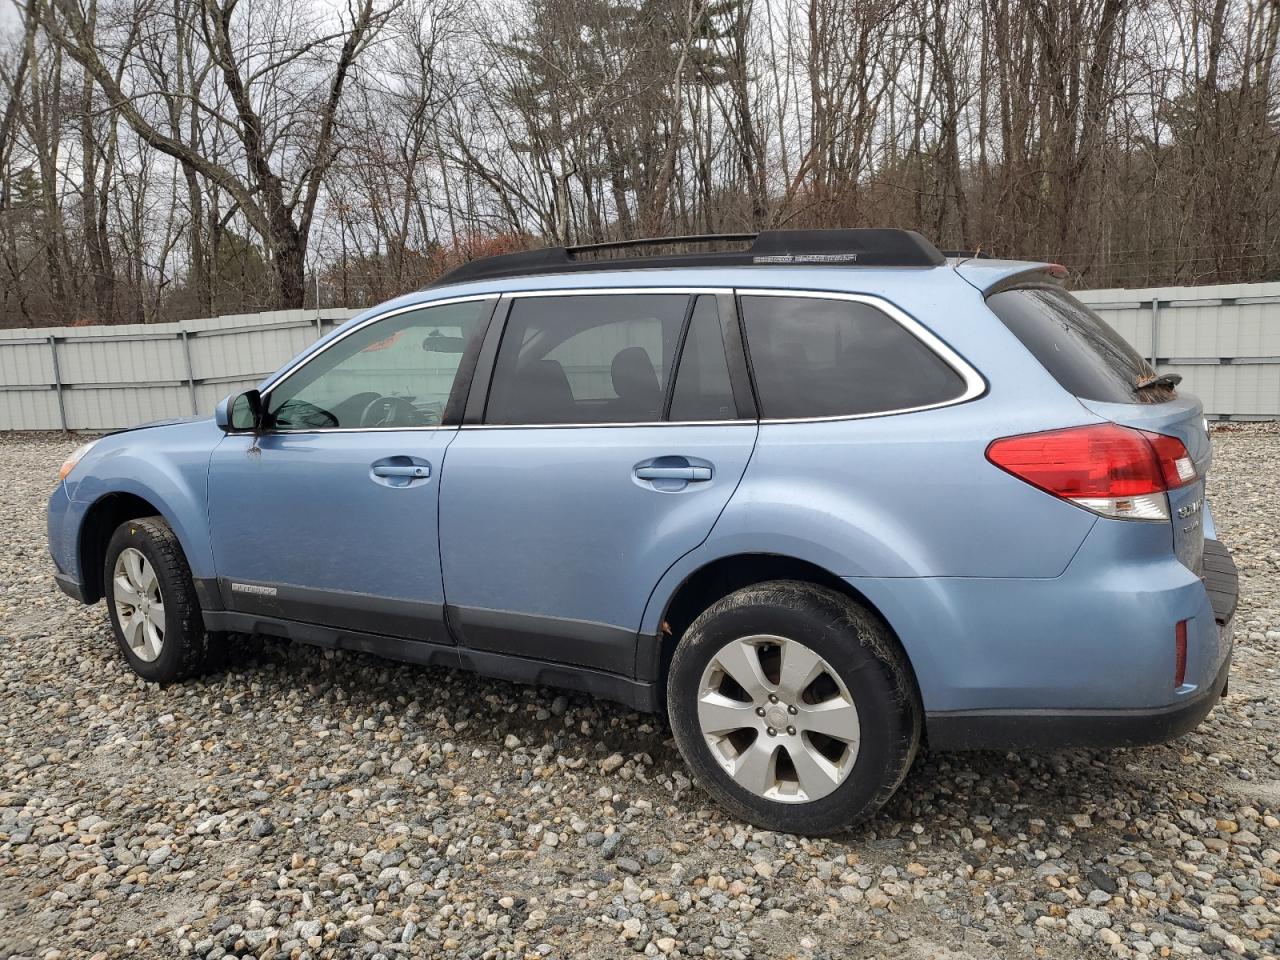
[0,1,19,40]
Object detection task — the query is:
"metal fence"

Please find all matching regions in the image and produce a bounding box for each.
[1,279,1278,432]
[0,309,359,431]
[1076,281,1280,420]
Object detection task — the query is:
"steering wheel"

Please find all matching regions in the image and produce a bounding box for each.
[359,395,423,428]
[271,399,338,430]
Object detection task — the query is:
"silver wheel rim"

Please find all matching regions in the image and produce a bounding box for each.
[697,634,860,803]
[112,547,165,663]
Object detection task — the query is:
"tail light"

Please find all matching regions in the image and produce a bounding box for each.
[986,423,1196,521]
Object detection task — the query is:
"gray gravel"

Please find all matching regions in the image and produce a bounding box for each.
[1,426,1278,960]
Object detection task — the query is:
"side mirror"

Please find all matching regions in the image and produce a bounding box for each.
[215,389,263,433]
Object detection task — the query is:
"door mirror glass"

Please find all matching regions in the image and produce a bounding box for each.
[216,389,262,432]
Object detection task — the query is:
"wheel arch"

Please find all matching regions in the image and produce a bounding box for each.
[644,553,922,710]
[78,492,168,603]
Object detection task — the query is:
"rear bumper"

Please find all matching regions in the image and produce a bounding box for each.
[850,531,1239,750]
[927,638,1232,750]
[926,539,1237,750]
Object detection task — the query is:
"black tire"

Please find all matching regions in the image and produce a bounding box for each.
[666,580,921,835]
[103,516,218,683]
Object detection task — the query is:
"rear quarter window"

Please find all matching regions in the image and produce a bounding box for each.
[739,294,968,419]
[986,287,1161,404]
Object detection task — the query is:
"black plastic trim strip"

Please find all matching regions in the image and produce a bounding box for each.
[216,578,450,645]
[193,577,222,612]
[441,297,500,426]
[201,610,659,712]
[1202,538,1238,625]
[445,604,638,675]
[463,297,512,425]
[53,572,88,603]
[660,295,700,421]
[718,291,759,420]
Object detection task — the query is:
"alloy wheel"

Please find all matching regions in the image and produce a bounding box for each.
[112,547,165,662]
[696,634,860,803]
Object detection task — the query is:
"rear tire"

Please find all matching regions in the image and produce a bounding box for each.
[667,580,920,835]
[103,516,218,683]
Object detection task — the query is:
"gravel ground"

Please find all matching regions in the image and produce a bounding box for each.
[1,426,1278,960]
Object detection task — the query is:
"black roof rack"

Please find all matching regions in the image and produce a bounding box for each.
[430,229,945,287]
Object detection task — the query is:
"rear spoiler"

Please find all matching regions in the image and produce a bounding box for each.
[954,260,1069,297]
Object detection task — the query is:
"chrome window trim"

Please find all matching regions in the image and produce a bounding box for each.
[252,284,985,435]
[463,419,753,430]
[502,286,734,298]
[252,425,457,435]
[256,294,493,434]
[465,286,985,429]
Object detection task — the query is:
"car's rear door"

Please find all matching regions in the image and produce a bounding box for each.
[207,296,495,644]
[438,289,758,675]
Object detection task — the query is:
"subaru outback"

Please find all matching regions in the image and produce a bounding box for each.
[47,229,1238,834]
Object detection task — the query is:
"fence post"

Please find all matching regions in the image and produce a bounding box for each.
[180,330,198,414]
[47,335,68,433]
[1149,297,1160,369]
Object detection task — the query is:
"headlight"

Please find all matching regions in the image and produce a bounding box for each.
[59,440,99,482]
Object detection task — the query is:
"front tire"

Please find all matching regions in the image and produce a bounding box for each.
[667,580,920,835]
[104,516,217,683]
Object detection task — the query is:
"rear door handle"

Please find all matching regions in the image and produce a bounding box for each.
[634,465,711,482]
[372,464,430,478]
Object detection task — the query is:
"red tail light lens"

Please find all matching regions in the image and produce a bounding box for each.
[1143,431,1197,489]
[986,424,1196,521]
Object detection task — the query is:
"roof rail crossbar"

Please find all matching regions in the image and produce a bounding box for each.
[430,228,945,288]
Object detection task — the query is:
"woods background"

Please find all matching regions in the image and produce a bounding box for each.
[0,0,1277,328]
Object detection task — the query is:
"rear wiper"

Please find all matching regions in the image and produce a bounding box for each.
[1135,372,1182,391]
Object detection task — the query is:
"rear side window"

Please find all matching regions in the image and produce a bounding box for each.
[987,287,1159,404]
[485,294,688,425]
[740,295,966,419]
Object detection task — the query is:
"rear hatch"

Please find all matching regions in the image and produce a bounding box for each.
[985,283,1210,574]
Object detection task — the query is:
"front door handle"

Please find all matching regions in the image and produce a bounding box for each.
[372,464,430,478]
[370,456,432,487]
[634,465,711,482]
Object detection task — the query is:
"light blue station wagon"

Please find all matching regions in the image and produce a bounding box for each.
[47,230,1237,833]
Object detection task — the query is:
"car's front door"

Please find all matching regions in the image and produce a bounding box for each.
[439,290,758,675]
[207,296,495,644]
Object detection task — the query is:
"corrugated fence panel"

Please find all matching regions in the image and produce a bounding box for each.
[58,335,186,385]
[0,340,55,386]
[65,385,192,430]
[1089,306,1152,357]
[0,292,1275,430]
[0,389,60,430]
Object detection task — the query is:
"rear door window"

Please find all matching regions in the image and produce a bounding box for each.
[986,287,1159,403]
[484,294,689,425]
[739,294,966,419]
